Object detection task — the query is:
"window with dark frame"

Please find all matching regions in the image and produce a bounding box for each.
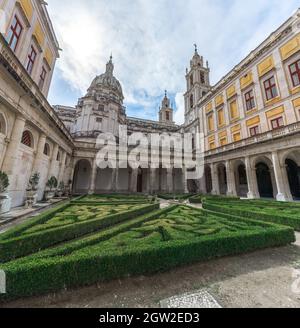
[289,60,300,87]
[21,131,33,148]
[249,126,259,137]
[190,94,194,109]
[244,90,255,111]
[271,116,284,130]
[200,72,205,84]
[39,67,47,90]
[263,76,278,101]
[26,45,37,75]
[43,143,50,156]
[6,15,23,52]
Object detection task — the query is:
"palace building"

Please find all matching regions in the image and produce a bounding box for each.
[0,0,300,209]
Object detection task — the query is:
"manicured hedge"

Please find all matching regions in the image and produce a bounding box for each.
[0,205,294,299]
[158,194,194,201]
[77,194,155,203]
[202,200,300,231]
[0,202,159,263]
[189,195,202,204]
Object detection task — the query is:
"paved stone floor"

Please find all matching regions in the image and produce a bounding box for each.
[160,290,222,308]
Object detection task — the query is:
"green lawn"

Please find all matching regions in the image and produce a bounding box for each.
[0,205,294,299]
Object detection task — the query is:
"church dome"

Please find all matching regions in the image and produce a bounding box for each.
[88,56,124,100]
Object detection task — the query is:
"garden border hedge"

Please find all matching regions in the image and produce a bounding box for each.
[202,200,300,231]
[0,202,159,263]
[0,205,295,299]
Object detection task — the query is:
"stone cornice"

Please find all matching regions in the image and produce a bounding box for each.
[0,34,74,148]
[198,14,298,108]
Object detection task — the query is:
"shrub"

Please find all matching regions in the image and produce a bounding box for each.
[0,205,294,299]
[202,200,300,231]
[0,171,9,193]
[46,176,58,191]
[0,202,159,263]
[158,194,194,201]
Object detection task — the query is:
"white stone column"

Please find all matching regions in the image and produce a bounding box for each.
[211,163,220,195]
[226,160,237,196]
[245,156,259,199]
[1,115,26,183]
[89,160,98,194]
[272,151,292,202]
[32,134,46,173]
[182,167,188,193]
[130,169,138,192]
[58,151,67,183]
[167,168,173,193]
[149,168,156,194]
[48,144,59,179]
[112,166,119,192]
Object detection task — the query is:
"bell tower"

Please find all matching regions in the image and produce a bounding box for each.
[184,45,211,123]
[159,91,174,124]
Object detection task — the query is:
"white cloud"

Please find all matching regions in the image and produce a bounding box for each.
[174,92,185,125]
[48,0,300,121]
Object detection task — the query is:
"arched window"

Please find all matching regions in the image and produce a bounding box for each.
[0,113,7,135]
[43,143,50,156]
[190,94,194,109]
[21,130,33,148]
[190,75,194,87]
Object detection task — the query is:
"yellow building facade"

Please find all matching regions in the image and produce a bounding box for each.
[196,10,300,201]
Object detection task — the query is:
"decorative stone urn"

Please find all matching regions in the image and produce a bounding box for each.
[25,190,38,208]
[0,193,12,215]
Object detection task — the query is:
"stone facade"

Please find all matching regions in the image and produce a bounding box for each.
[0,0,300,208]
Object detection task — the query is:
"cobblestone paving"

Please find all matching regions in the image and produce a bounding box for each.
[160,290,222,308]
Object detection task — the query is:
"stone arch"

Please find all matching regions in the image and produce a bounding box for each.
[0,112,7,136]
[233,159,248,197]
[285,158,300,200]
[255,157,275,199]
[43,143,50,156]
[72,159,92,194]
[217,163,227,195]
[21,130,34,148]
[280,149,300,167]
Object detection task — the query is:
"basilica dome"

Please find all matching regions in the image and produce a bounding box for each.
[88,56,124,100]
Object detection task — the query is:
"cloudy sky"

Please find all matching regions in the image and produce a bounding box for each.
[47,0,299,124]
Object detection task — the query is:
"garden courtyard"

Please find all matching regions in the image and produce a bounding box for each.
[0,194,300,308]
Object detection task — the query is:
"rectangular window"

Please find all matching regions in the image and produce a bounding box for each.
[207,114,214,132]
[250,126,259,137]
[244,90,255,111]
[26,45,37,75]
[230,100,239,120]
[289,60,300,87]
[200,72,205,84]
[271,117,284,130]
[209,141,215,150]
[233,132,241,142]
[38,67,47,90]
[6,15,23,52]
[166,112,170,121]
[220,137,227,146]
[217,108,225,126]
[264,76,278,101]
